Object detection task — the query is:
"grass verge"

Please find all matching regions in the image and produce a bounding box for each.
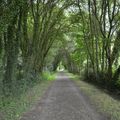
[68,73,120,120]
[1,72,55,120]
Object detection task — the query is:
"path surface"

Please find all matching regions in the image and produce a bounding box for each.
[20,72,107,120]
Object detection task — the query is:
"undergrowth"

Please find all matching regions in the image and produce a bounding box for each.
[0,72,55,120]
[82,70,120,92]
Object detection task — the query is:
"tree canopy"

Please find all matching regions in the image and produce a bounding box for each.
[0,0,120,104]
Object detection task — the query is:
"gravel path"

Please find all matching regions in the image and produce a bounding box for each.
[20,72,107,120]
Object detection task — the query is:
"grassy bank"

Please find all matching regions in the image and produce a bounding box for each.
[0,72,55,120]
[69,73,120,120]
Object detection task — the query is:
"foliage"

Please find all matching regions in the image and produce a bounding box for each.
[0,0,120,119]
[41,71,56,81]
[66,0,120,91]
[0,72,55,120]
[0,0,73,98]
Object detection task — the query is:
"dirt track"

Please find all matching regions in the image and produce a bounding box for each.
[20,72,107,120]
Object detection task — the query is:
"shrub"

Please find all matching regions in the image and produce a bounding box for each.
[82,69,120,91]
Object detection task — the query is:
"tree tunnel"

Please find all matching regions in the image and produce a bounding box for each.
[52,49,79,73]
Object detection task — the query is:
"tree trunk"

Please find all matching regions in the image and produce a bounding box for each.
[3,16,17,96]
[113,65,120,81]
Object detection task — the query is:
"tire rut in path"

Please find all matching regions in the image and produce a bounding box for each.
[20,72,107,120]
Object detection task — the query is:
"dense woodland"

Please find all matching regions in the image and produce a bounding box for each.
[0,0,120,111]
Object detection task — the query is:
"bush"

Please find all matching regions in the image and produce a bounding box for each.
[41,71,55,81]
[116,79,120,90]
[0,71,55,120]
[82,69,120,91]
